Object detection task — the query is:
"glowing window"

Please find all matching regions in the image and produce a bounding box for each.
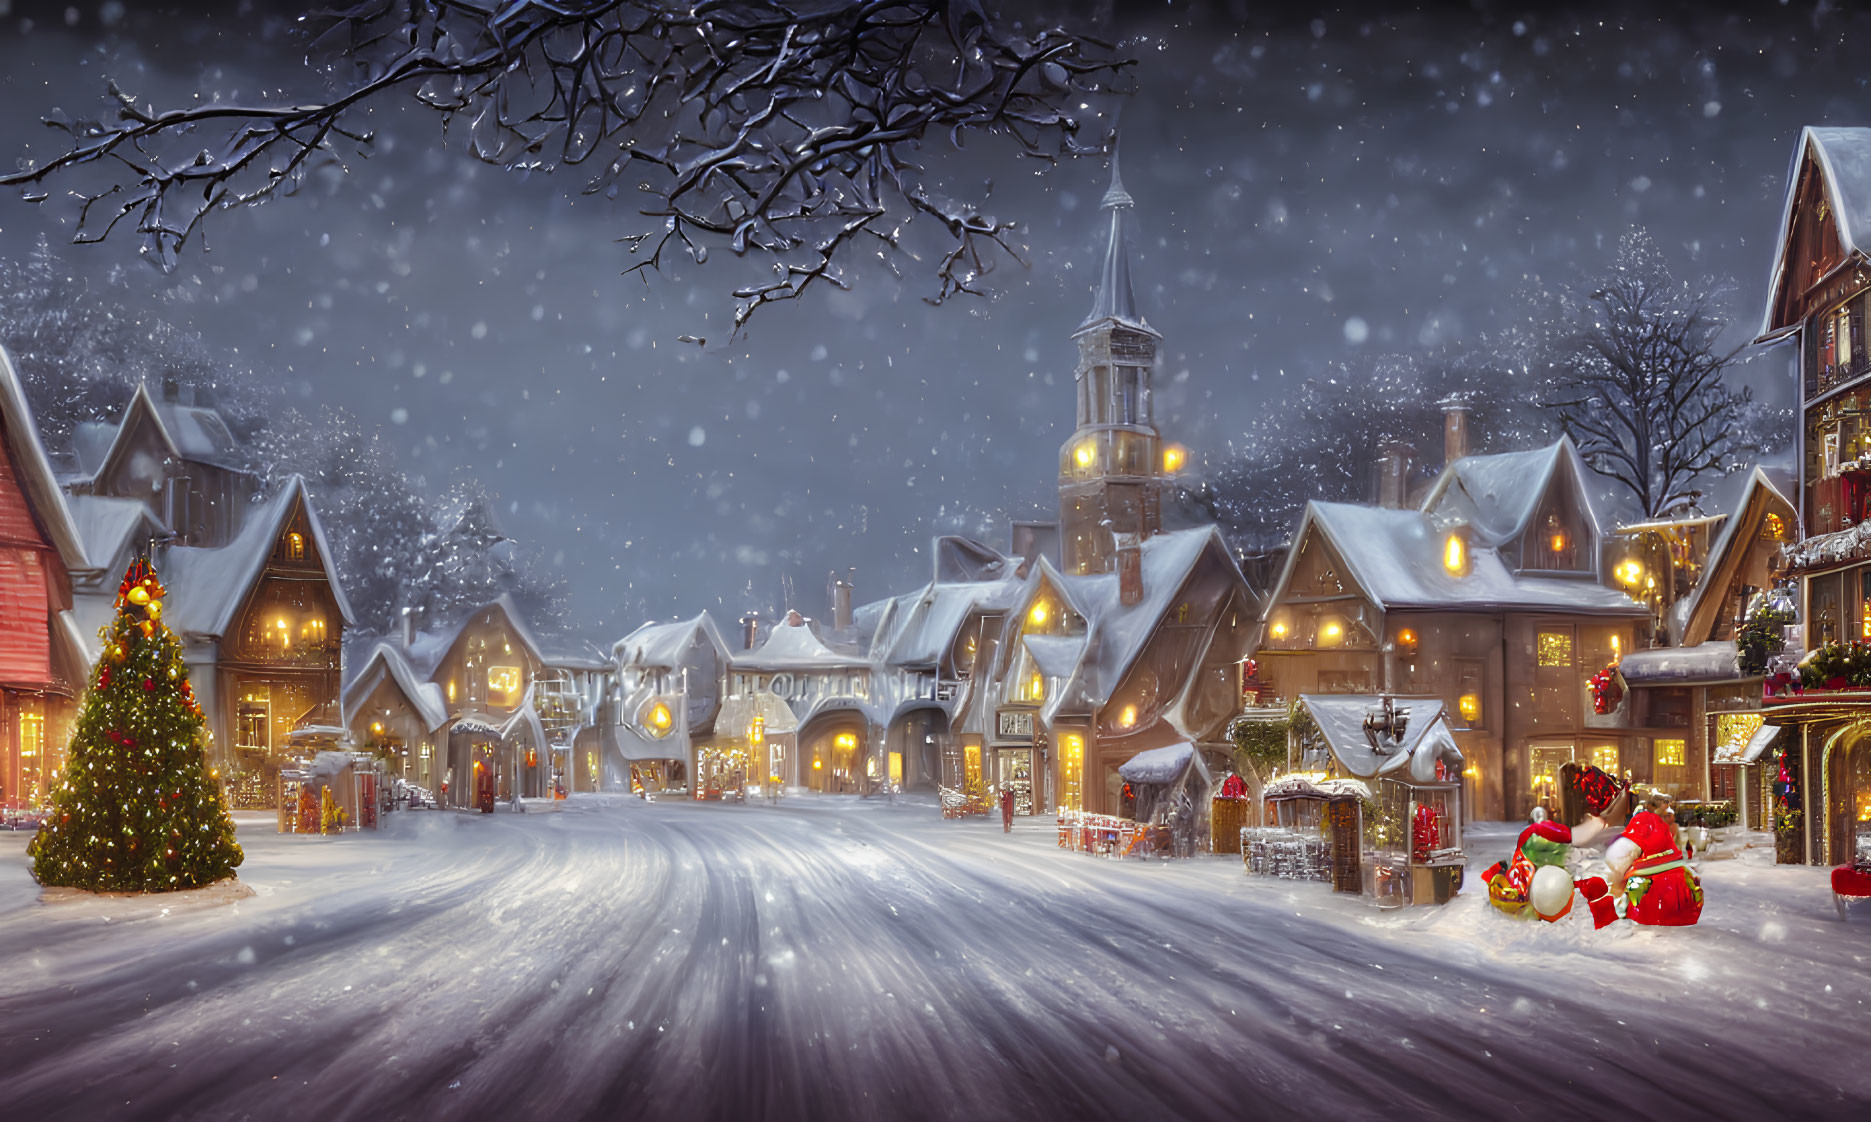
[1318,618,1344,646]
[1162,444,1186,474]
[1028,600,1051,628]
[645,701,673,737]
[1614,558,1644,587]
[1764,512,1786,541]
[1443,532,1466,574]
[1269,620,1289,640]
[1396,628,1418,651]
[1458,693,1481,724]
[1536,632,1573,668]
[1058,732,1085,812]
[487,665,523,707]
[285,532,305,560]
[1119,704,1137,728]
[1654,739,1686,768]
[1022,673,1046,702]
[1590,744,1620,773]
[1074,441,1096,469]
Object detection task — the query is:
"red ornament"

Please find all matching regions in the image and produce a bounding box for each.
[143,678,155,691]
[1588,664,1625,714]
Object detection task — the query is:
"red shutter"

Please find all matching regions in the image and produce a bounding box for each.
[0,547,51,687]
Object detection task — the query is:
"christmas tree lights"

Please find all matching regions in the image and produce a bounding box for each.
[27,559,244,892]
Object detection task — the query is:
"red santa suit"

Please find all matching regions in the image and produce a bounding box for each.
[1604,809,1703,926]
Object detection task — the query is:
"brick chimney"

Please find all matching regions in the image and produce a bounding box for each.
[1439,394,1471,465]
[1117,543,1143,607]
[740,610,762,651]
[1375,440,1415,510]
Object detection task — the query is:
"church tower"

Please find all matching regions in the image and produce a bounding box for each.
[1058,148,1168,576]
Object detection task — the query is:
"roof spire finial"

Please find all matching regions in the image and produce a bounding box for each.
[1082,132,1143,329]
[1101,134,1133,211]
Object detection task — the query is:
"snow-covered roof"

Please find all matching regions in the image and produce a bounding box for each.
[1281,501,1645,617]
[616,612,730,670]
[1262,774,1373,802]
[735,614,863,671]
[0,343,89,573]
[1117,741,1196,785]
[65,494,160,574]
[1713,720,1783,766]
[1420,438,1600,553]
[342,641,448,731]
[1022,634,1086,680]
[1052,526,1238,706]
[422,594,547,685]
[161,476,354,637]
[1679,468,1794,646]
[89,383,250,490]
[878,577,1024,668]
[1299,695,1464,785]
[1617,642,1744,685]
[1760,126,1871,339]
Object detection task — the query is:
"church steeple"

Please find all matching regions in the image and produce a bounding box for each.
[1081,142,1146,330]
[1059,143,1169,576]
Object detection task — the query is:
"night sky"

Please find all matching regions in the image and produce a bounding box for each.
[0,1,1854,640]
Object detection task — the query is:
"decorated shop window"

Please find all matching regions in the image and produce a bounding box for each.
[487,665,523,707]
[1589,744,1621,774]
[1536,632,1573,667]
[1058,733,1084,812]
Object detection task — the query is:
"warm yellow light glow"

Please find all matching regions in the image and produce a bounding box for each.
[1270,621,1289,639]
[1458,693,1481,723]
[1614,558,1645,587]
[1029,673,1045,700]
[1549,531,1568,554]
[1463,764,1479,779]
[647,702,673,734]
[1028,600,1050,627]
[1610,634,1622,663]
[286,532,305,559]
[813,757,823,770]
[835,732,858,750]
[1396,627,1418,649]
[1766,512,1786,540]
[750,716,765,745]
[1074,440,1096,469]
[1319,619,1344,645]
[1059,733,1085,812]
[1443,533,1465,574]
[370,721,383,735]
[447,679,458,703]
[1119,704,1137,728]
[487,665,522,706]
[1162,444,1186,474]
[1591,745,1620,772]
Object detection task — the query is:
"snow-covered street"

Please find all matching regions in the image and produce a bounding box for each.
[0,799,1864,1121]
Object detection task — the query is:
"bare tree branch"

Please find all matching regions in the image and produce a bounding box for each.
[2,1,1130,336]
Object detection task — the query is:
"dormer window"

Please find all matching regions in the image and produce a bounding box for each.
[1443,530,1468,576]
[286,532,305,560]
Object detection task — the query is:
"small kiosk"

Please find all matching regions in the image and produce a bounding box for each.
[278,750,386,834]
[1289,695,1468,907]
[1246,774,1371,892]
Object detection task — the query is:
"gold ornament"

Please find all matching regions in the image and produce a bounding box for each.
[147,600,163,620]
[126,586,151,606]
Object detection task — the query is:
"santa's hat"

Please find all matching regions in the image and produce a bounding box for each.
[1517,817,1573,850]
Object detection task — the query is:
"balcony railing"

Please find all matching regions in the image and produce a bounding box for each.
[1813,355,1871,397]
[233,639,340,669]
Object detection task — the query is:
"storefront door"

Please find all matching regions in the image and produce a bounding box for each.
[1529,742,1575,809]
[997,748,1034,815]
[1829,733,1871,865]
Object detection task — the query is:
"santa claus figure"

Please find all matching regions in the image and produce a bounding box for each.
[1482,811,1617,927]
[1603,791,1703,927]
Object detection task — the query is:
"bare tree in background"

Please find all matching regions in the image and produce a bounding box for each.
[0,1,1127,333]
[1541,229,1756,518]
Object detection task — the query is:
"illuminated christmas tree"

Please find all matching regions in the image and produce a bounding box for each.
[28,558,243,892]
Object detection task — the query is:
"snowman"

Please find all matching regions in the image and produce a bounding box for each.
[1483,810,1618,928]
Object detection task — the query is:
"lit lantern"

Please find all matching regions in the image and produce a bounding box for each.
[646,701,673,735]
[1443,533,1465,575]
[1270,620,1289,639]
[1396,627,1418,651]
[1074,441,1096,469]
[1614,558,1645,587]
[1162,444,1186,474]
[1119,704,1137,728]
[1028,600,1050,628]
[1319,618,1344,645]
[1458,693,1481,723]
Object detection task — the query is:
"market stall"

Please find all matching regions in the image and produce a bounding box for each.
[1242,774,1370,892]
[1055,742,1212,858]
[278,750,386,834]
[1291,695,1468,907]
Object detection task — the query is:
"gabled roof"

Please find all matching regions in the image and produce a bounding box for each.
[1268,501,1646,617]
[1679,468,1795,646]
[0,343,88,571]
[1298,695,1465,784]
[1760,126,1871,340]
[342,641,448,731]
[1419,438,1598,552]
[89,382,249,489]
[66,494,162,573]
[615,612,731,670]
[734,613,863,671]
[427,594,546,681]
[878,577,1024,668]
[162,476,354,637]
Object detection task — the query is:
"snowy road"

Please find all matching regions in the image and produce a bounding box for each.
[0,796,1865,1122]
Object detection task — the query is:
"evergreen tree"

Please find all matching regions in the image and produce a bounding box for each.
[29,559,244,892]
